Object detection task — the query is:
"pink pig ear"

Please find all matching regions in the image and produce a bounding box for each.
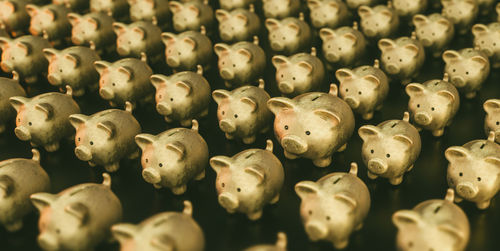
[64,53,80,68]
[94,60,111,75]
[437,90,455,103]
[150,234,175,250]
[168,1,183,13]
[97,121,116,139]
[212,89,231,104]
[111,224,138,244]
[287,23,300,35]
[182,37,197,50]
[437,18,451,31]
[44,8,55,21]
[30,193,57,212]
[471,56,488,70]
[295,181,319,199]
[363,75,381,88]
[405,83,425,97]
[150,74,167,89]
[69,114,89,129]
[64,202,89,225]
[135,133,156,150]
[244,165,265,185]
[16,41,31,55]
[472,24,488,37]
[214,43,230,56]
[298,61,313,75]
[237,48,252,62]
[167,141,186,160]
[378,38,396,51]
[380,9,393,20]
[67,13,81,26]
[438,224,467,244]
[343,33,357,45]
[235,13,248,25]
[444,146,469,163]
[112,22,127,35]
[404,44,420,58]
[307,0,321,9]
[334,193,357,211]
[314,109,340,127]
[412,14,427,27]
[176,81,192,96]
[25,4,38,17]
[118,66,133,81]
[0,37,10,50]
[267,97,295,115]
[132,27,146,40]
[0,175,14,198]
[319,28,335,41]
[215,9,229,22]
[392,210,421,229]
[35,103,54,120]
[393,134,413,147]
[187,5,200,16]
[42,48,58,61]
[271,55,288,68]
[210,156,232,173]
[265,18,280,31]
[161,32,176,44]
[442,50,460,64]
[358,125,380,141]
[335,68,353,82]
[357,6,372,18]
[9,96,29,112]
[485,156,500,167]
[483,99,500,114]
[240,97,258,113]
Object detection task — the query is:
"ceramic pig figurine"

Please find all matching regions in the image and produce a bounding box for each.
[215,8,260,43]
[392,189,470,251]
[472,23,500,68]
[10,88,80,152]
[442,48,490,99]
[393,0,427,19]
[272,50,324,97]
[162,30,213,72]
[67,12,116,53]
[128,0,171,28]
[169,1,214,32]
[151,70,210,127]
[405,74,459,137]
[446,132,500,209]
[0,0,30,37]
[0,149,49,232]
[319,22,367,68]
[219,0,254,10]
[336,60,389,120]
[477,0,495,15]
[43,46,101,97]
[30,173,122,251]
[90,0,129,19]
[0,35,52,84]
[212,81,272,144]
[307,0,350,29]
[112,201,205,251]
[94,58,154,108]
[267,85,355,167]
[244,232,287,251]
[412,14,454,58]
[378,33,425,85]
[26,4,71,45]
[135,121,208,194]
[441,0,478,35]
[214,40,266,88]
[113,21,164,63]
[359,112,421,185]
[358,3,399,40]
[483,99,500,144]
[52,0,88,11]
[0,76,25,133]
[295,163,370,249]
[210,140,284,220]
[265,16,312,55]
[69,104,141,172]
[262,0,300,19]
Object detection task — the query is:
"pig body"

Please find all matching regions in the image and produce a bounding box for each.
[43,46,101,97]
[10,89,80,152]
[210,140,284,220]
[272,51,325,96]
[265,17,312,55]
[169,1,214,32]
[26,4,71,44]
[472,22,500,69]
[90,0,129,19]
[162,30,213,71]
[214,41,266,88]
[67,12,116,53]
[413,13,454,58]
[0,149,49,232]
[442,48,490,99]
[151,71,211,127]
[336,60,388,120]
[441,0,478,35]
[112,201,205,251]
[0,77,25,133]
[267,85,355,167]
[483,99,500,144]
[358,4,399,40]
[129,0,171,28]
[359,112,421,185]
[262,0,300,19]
[219,0,255,10]
[0,0,30,37]
[70,105,141,172]
[244,232,287,251]
[307,0,350,29]
[215,8,260,43]
[295,163,370,249]
[212,83,272,144]
[113,21,164,63]
[393,0,427,19]
[30,173,122,251]
[392,189,470,251]
[319,23,367,68]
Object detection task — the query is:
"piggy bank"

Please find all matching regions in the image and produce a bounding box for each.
[244,232,287,251]
[212,81,272,144]
[162,30,213,72]
[336,59,389,120]
[446,132,500,209]
[210,140,284,220]
[67,12,116,53]
[483,99,500,144]
[0,0,30,37]
[151,70,210,127]
[346,0,377,9]
[43,46,101,97]
[0,35,52,84]
[90,0,129,19]
[214,40,266,88]
[441,0,478,35]
[307,0,350,29]
[413,13,454,58]
[262,0,300,19]
[0,149,49,232]
[358,3,399,40]
[69,104,141,172]
[135,121,208,194]
[219,0,254,10]
[128,0,171,29]
[272,50,325,96]
[169,1,214,32]
[26,4,71,45]
[0,76,25,133]
[267,85,355,167]
[378,33,425,85]
[215,8,260,43]
[94,58,154,108]
[52,0,88,11]
[393,0,427,19]
[405,74,460,137]
[30,173,122,251]
[113,21,164,63]
[392,189,470,251]
[472,23,500,69]
[359,112,421,185]
[295,163,370,249]
[10,88,80,152]
[265,16,312,55]
[442,48,490,99]
[477,0,495,15]
[319,22,367,68]
[112,201,205,251]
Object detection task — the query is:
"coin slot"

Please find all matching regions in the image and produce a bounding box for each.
[434,206,441,214]
[391,123,397,128]
[480,144,485,149]
[333,177,341,184]
[312,96,320,101]
[245,153,254,159]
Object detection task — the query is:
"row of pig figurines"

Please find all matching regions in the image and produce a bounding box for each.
[0,145,473,251]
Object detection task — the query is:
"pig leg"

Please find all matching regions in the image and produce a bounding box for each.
[260,126,270,133]
[104,163,120,172]
[337,143,347,152]
[389,176,403,185]
[355,223,363,231]
[164,116,173,123]
[224,81,232,88]
[362,112,374,120]
[181,119,193,127]
[247,210,263,221]
[477,200,491,210]
[284,151,298,159]
[30,142,38,147]
[432,128,444,137]
[270,193,280,204]
[313,156,332,168]
[243,136,256,144]
[44,142,60,152]
[88,161,96,167]
[454,194,463,203]
[195,169,206,180]
[225,133,235,140]
[465,91,476,99]
[367,171,378,180]
[128,149,140,159]
[24,75,38,84]
[171,185,187,195]
[72,88,85,97]
[200,108,209,117]
[4,220,23,232]
[333,239,349,250]
[407,165,414,172]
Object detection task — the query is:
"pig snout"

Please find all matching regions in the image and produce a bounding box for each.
[71,36,84,45]
[481,47,494,57]
[174,22,185,31]
[220,31,233,41]
[220,68,235,80]
[386,64,400,74]
[117,45,130,55]
[281,135,308,154]
[166,56,180,67]
[99,87,115,100]
[1,60,13,72]
[38,233,59,251]
[305,222,328,241]
[75,145,92,161]
[278,81,295,94]
[156,102,172,115]
[219,119,236,133]
[364,28,376,37]
[456,182,478,199]
[14,126,31,141]
[47,74,62,86]
[326,52,339,62]
[312,19,323,28]
[414,112,432,126]
[271,41,284,51]
[367,159,388,174]
[218,192,239,210]
[142,168,162,184]
[421,38,432,47]
[451,75,466,88]
[344,97,360,109]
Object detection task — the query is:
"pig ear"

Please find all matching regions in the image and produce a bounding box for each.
[237,48,252,62]
[182,37,197,50]
[437,90,455,103]
[30,193,57,211]
[161,32,176,44]
[412,14,427,27]
[314,109,340,127]
[65,202,89,225]
[380,10,393,19]
[319,28,335,41]
[328,1,339,12]
[25,4,38,17]
[210,156,232,173]
[94,61,111,75]
[16,42,31,55]
[363,75,380,88]
[168,1,183,13]
[215,9,229,22]
[69,114,89,129]
[240,97,257,113]
[287,23,300,35]
[483,99,500,114]
[97,121,116,139]
[132,27,146,40]
[472,24,488,37]
[267,97,295,115]
[176,81,192,96]
[378,39,396,51]
[335,69,353,82]
[442,50,460,64]
[151,235,175,251]
[112,22,127,35]
[65,54,80,68]
[343,33,357,45]
[445,146,469,163]
[9,96,29,112]
[358,125,380,141]
[42,48,58,61]
[212,89,231,104]
[392,210,421,229]
[245,165,265,185]
[295,181,319,199]
[298,61,313,75]
[437,18,451,31]
[150,74,167,89]
[307,0,321,9]
[265,18,280,31]
[393,134,413,147]
[166,141,186,160]
[484,156,500,167]
[111,224,138,243]
[0,37,10,50]
[35,103,54,120]
[463,0,475,7]
[214,43,230,56]
[0,175,14,198]
[404,44,419,58]
[471,56,488,70]
[188,5,200,16]
[118,66,133,81]
[334,193,357,211]
[271,55,288,68]
[44,8,55,21]
[135,133,156,150]
[438,224,466,244]
[235,13,248,25]
[405,83,425,97]
[67,13,81,26]
[357,6,372,18]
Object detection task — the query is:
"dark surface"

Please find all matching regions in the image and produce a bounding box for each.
[2,2,500,251]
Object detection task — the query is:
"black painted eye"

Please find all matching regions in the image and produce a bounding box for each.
[370,149,374,154]
[466,71,469,75]
[338,47,341,51]
[387,56,390,60]
[358,91,362,95]
[345,88,349,92]
[112,83,116,86]
[408,241,413,247]
[237,187,241,192]
[292,77,296,80]
[282,37,285,40]
[477,177,481,181]
[496,121,499,125]
[170,98,173,101]
[56,229,60,234]
[90,141,94,145]
[159,163,163,167]
[59,69,63,73]
[159,95,162,99]
[234,114,238,118]
[386,153,390,158]
[308,210,312,215]
[17,118,20,122]
[284,125,288,130]
[222,183,225,187]
[459,172,463,176]
[28,122,32,126]
[222,111,225,115]
[145,158,148,163]
[417,104,420,108]
[232,64,236,67]
[281,74,284,78]
[78,137,80,141]
[178,52,181,55]
[431,107,435,111]
[399,59,402,62]
[305,131,311,135]
[326,216,331,221]
[452,69,456,72]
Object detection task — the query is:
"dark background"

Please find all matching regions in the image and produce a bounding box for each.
[2,1,500,250]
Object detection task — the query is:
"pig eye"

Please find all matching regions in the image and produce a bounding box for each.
[178,52,181,55]
[237,187,241,192]
[452,69,456,72]
[56,229,60,234]
[327,45,331,49]
[170,98,174,101]
[232,64,236,67]
[338,47,341,51]
[159,163,163,167]
[282,36,285,40]
[234,114,238,118]
[399,59,402,62]
[496,121,499,125]
[17,118,20,122]
[386,153,390,158]
[465,71,469,75]
[345,88,349,92]
[370,149,374,154]
[112,83,116,86]
[326,216,331,221]
[221,183,225,187]
[459,172,463,176]
[159,95,162,98]
[28,122,32,126]
[222,61,225,65]
[417,104,420,108]
[308,210,312,215]
[222,111,225,115]
[477,177,481,181]
[431,107,435,111]
[59,69,63,73]
[494,43,497,46]
[387,56,390,60]
[305,131,311,135]
[284,125,288,130]
[432,32,435,36]
[90,141,94,145]
[292,77,296,80]
[408,241,413,247]
[358,91,362,95]
[280,74,284,78]
[78,137,80,142]
[11,56,14,60]
[145,158,148,163]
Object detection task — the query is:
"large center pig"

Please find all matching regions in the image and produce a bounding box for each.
[319,22,367,68]
[0,76,26,133]
[67,12,116,53]
[161,30,213,72]
[113,21,164,63]
[265,16,312,55]
[0,0,30,37]
[26,4,71,45]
